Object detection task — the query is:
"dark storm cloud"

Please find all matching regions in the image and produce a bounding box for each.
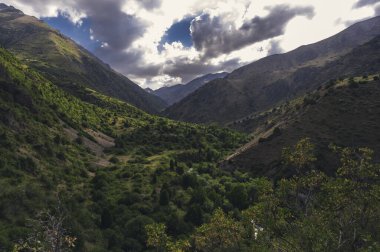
[76,0,147,51]
[354,0,380,8]
[95,46,161,78]
[72,0,152,82]
[191,4,315,58]
[162,57,240,83]
[13,0,149,77]
[138,0,161,10]
[14,0,149,50]
[267,40,283,55]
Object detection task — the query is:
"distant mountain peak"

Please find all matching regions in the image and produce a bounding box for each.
[145,87,154,93]
[0,3,9,9]
[0,3,22,13]
[153,72,228,105]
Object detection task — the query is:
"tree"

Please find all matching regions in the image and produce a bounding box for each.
[145,223,169,252]
[125,216,154,244]
[100,208,113,229]
[228,184,249,210]
[182,173,198,189]
[282,138,316,174]
[159,189,170,206]
[145,223,190,252]
[169,160,175,170]
[193,208,243,251]
[185,205,204,226]
[13,205,76,252]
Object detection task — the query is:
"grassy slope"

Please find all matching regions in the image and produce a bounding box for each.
[0,7,166,113]
[224,74,380,179]
[0,47,249,251]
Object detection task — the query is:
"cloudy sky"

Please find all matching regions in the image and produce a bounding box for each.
[3,0,380,89]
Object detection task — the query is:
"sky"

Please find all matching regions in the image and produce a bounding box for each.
[3,0,380,89]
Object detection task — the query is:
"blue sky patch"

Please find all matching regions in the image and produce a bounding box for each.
[158,16,194,51]
[42,14,101,52]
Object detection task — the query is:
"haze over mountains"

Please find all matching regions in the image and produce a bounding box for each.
[164,16,380,124]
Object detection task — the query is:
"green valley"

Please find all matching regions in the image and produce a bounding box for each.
[0,3,379,252]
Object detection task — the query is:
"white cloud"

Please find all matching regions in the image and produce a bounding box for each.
[2,0,378,88]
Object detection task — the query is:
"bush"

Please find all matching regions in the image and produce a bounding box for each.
[159,189,170,206]
[109,156,119,163]
[349,80,359,88]
[125,215,154,244]
[303,97,317,106]
[75,137,83,145]
[182,173,198,189]
[228,185,249,209]
[17,157,37,174]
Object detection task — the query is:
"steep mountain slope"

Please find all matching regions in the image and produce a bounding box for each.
[0,4,166,113]
[0,47,249,251]
[222,70,380,179]
[165,16,380,124]
[154,72,228,105]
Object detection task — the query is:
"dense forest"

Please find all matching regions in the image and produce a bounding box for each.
[0,45,379,251]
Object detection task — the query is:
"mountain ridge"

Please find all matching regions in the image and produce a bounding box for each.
[164,15,380,124]
[153,72,228,105]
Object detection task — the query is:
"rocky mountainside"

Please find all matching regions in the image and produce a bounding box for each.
[164,16,380,123]
[0,4,166,113]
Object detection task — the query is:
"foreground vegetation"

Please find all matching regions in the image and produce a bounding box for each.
[0,45,379,251]
[146,139,380,251]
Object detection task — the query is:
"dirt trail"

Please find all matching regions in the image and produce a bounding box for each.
[225,123,284,161]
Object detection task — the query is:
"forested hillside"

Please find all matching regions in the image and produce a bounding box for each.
[0,47,247,251]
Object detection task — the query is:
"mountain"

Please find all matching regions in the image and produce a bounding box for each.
[144,87,155,94]
[0,4,166,113]
[221,36,380,179]
[164,16,380,124]
[0,6,379,251]
[153,72,228,105]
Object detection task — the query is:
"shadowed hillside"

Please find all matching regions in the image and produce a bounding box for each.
[223,73,380,179]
